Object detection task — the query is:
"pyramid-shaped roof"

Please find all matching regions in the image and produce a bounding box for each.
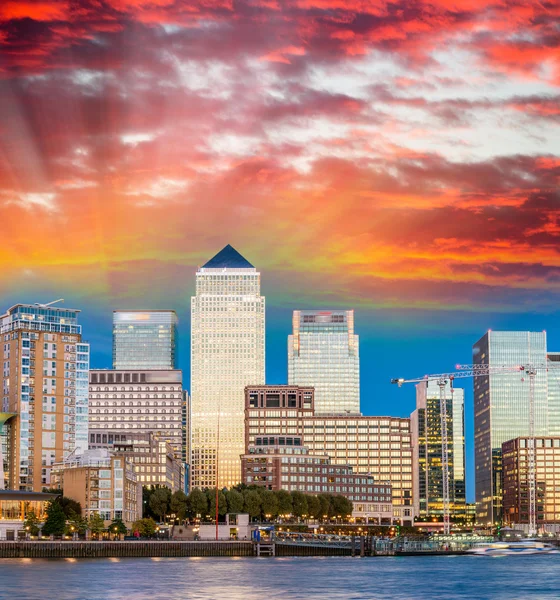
[202,244,254,269]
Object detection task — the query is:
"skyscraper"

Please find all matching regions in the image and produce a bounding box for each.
[190,245,265,489]
[112,310,178,370]
[288,310,359,414]
[473,331,549,526]
[1,302,90,491]
[411,380,466,521]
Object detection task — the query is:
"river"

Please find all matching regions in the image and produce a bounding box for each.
[0,555,558,599]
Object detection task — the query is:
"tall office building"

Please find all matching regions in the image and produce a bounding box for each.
[548,353,560,436]
[288,310,359,414]
[113,310,178,370]
[191,244,265,489]
[411,381,466,521]
[473,331,551,526]
[245,386,414,525]
[88,369,184,460]
[1,302,90,491]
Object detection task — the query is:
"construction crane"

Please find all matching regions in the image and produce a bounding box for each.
[34,299,64,308]
[391,364,544,536]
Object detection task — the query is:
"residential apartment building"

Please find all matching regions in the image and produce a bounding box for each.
[411,380,466,521]
[52,449,141,525]
[245,385,414,525]
[88,369,183,460]
[502,436,560,533]
[473,331,557,526]
[88,431,183,492]
[288,310,360,414]
[1,302,90,491]
[241,435,393,524]
[191,245,265,489]
[113,310,178,370]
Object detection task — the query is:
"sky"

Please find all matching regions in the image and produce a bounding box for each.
[1,0,559,501]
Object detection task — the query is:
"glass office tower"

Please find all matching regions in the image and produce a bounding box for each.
[548,353,560,437]
[288,310,360,414]
[411,381,466,521]
[473,331,549,526]
[113,310,178,370]
[190,245,265,489]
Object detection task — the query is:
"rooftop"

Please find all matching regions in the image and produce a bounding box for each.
[202,244,254,269]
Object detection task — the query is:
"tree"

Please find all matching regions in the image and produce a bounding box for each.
[88,513,106,539]
[260,490,279,520]
[66,515,88,536]
[23,510,40,536]
[188,488,208,518]
[243,490,262,519]
[59,496,82,519]
[307,495,321,519]
[226,489,244,514]
[276,490,293,517]
[291,491,308,519]
[170,490,188,522]
[149,487,171,522]
[317,495,331,520]
[208,489,227,520]
[42,501,66,536]
[109,518,127,536]
[132,518,157,538]
[331,495,353,518]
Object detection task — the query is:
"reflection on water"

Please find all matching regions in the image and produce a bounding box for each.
[0,555,559,600]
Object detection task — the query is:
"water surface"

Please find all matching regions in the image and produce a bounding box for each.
[0,555,558,599]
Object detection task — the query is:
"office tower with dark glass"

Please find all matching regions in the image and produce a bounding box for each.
[411,380,466,521]
[288,310,359,414]
[113,310,178,370]
[1,302,90,491]
[473,331,550,526]
[191,245,265,489]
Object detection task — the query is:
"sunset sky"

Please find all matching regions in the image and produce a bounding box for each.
[1,0,559,498]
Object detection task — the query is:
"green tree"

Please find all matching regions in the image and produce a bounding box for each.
[331,495,353,518]
[243,490,262,519]
[170,490,188,522]
[260,490,279,520]
[132,517,157,538]
[149,487,171,522]
[208,489,227,519]
[276,490,293,516]
[109,518,127,536]
[23,510,40,536]
[291,491,308,519]
[42,500,67,536]
[188,488,208,518]
[66,515,88,536]
[88,513,106,539]
[318,495,331,520]
[307,495,321,519]
[226,489,244,514]
[59,496,82,518]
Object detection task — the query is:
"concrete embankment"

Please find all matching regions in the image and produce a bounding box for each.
[0,541,254,559]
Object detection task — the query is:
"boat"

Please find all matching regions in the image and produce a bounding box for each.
[468,540,558,556]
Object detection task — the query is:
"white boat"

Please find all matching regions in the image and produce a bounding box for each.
[468,540,558,556]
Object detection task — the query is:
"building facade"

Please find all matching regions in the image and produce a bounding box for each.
[89,431,183,492]
[411,380,466,521]
[473,331,553,526]
[1,302,90,491]
[288,310,359,414]
[88,370,184,460]
[52,449,141,525]
[113,310,178,370]
[241,436,393,523]
[191,245,265,489]
[548,353,560,436]
[502,436,560,533]
[245,386,413,525]
[0,490,58,540]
